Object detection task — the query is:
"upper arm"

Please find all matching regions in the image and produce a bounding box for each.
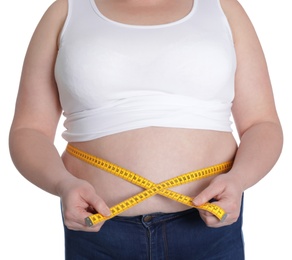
[221,0,281,138]
[11,0,68,140]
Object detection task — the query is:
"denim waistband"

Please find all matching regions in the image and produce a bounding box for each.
[109,208,199,226]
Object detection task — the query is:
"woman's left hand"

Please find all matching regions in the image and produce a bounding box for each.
[193,172,244,228]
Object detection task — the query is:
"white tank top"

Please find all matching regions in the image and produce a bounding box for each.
[55,0,236,142]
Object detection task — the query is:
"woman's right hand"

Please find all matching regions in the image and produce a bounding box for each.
[57,176,111,232]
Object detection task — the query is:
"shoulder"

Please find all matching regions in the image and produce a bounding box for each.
[219,0,256,44]
[219,0,247,20]
[30,0,68,47]
[37,0,68,34]
[44,0,68,23]
[48,0,68,15]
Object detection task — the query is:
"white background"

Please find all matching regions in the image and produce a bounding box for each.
[1,0,291,259]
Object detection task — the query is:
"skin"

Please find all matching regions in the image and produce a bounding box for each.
[9,0,283,233]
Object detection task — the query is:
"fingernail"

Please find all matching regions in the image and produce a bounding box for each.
[193,197,200,206]
[104,207,111,217]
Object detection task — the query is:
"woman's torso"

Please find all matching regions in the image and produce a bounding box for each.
[59,0,238,215]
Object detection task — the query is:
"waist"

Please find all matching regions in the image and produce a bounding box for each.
[62,127,237,215]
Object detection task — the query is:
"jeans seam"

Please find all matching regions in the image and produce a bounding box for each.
[148,228,152,260]
[162,222,169,260]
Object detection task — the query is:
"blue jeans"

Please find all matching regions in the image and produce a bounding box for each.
[63,202,244,260]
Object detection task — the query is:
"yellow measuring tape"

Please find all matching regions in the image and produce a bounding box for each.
[66,144,233,227]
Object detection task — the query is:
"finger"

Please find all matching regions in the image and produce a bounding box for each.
[66,217,105,232]
[81,191,111,218]
[198,209,220,226]
[193,182,224,206]
[87,196,111,217]
[198,209,230,228]
[63,205,106,231]
[62,197,110,230]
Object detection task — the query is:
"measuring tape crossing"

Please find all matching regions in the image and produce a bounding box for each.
[66,144,233,227]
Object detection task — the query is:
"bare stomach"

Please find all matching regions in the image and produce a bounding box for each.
[62,127,237,216]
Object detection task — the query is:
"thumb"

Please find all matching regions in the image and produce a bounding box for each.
[193,183,224,206]
[82,190,111,217]
[91,197,111,217]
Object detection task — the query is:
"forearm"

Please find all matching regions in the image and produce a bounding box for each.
[9,128,75,196]
[231,121,283,191]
